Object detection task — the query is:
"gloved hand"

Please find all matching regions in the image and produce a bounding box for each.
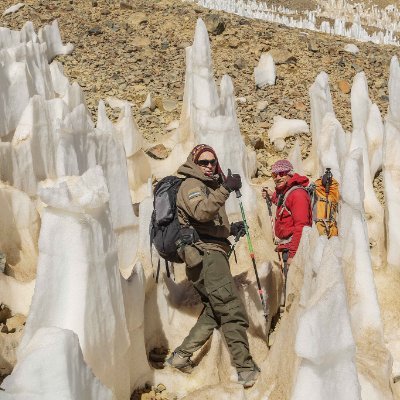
[179,226,199,245]
[230,221,246,238]
[223,169,242,192]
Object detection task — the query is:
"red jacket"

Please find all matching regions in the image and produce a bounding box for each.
[272,174,312,258]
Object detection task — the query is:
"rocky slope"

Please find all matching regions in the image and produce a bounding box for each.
[1,0,399,182]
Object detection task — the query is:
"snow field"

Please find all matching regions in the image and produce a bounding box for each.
[0,13,399,400]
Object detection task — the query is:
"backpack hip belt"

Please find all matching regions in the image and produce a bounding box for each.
[274,235,292,246]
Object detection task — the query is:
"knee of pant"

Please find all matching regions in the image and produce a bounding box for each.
[209,282,247,321]
[220,308,249,328]
[209,279,235,302]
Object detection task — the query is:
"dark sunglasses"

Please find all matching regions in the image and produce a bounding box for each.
[272,171,289,178]
[197,159,217,167]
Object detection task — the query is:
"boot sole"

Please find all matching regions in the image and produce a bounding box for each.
[240,379,256,388]
[165,361,193,374]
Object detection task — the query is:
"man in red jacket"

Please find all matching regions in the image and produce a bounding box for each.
[262,159,312,265]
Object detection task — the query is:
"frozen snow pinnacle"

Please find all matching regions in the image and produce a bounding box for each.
[0,8,399,400]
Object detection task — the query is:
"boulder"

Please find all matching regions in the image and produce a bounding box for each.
[146,144,169,160]
[131,37,151,48]
[120,0,133,10]
[234,58,246,70]
[6,315,26,331]
[249,136,265,150]
[344,44,359,54]
[256,101,268,111]
[203,14,225,35]
[128,12,148,26]
[0,305,11,324]
[294,101,306,111]
[338,80,351,94]
[268,48,296,64]
[307,39,319,52]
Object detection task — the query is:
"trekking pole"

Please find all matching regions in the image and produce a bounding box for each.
[227,230,243,260]
[235,188,269,323]
[281,249,289,307]
[322,168,332,237]
[265,190,276,243]
[265,191,288,309]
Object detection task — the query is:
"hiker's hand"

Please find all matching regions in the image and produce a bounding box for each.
[179,226,199,245]
[230,221,246,238]
[287,258,293,266]
[223,169,242,192]
[261,187,273,199]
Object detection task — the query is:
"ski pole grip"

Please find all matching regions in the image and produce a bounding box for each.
[235,230,241,241]
[323,168,332,195]
[235,189,242,198]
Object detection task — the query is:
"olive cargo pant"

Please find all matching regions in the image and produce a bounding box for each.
[175,250,254,372]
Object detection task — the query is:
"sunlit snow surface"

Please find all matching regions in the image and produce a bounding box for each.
[2,327,114,400]
[0,13,399,400]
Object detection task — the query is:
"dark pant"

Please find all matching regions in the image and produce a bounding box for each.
[175,250,254,372]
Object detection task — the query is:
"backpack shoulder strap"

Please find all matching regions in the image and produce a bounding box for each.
[279,185,309,216]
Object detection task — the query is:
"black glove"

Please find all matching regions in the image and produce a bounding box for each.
[230,221,246,238]
[178,226,199,246]
[223,169,242,192]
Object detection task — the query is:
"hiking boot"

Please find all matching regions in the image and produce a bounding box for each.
[165,352,193,373]
[238,366,260,388]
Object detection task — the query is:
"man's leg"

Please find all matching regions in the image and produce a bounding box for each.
[175,302,218,357]
[171,263,219,360]
[204,251,256,373]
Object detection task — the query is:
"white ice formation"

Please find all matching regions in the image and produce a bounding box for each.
[384,56,400,269]
[268,116,309,151]
[0,14,400,400]
[317,112,347,184]
[344,43,360,54]
[383,57,400,380]
[3,3,24,16]
[254,53,276,88]
[307,71,335,175]
[155,18,257,214]
[186,0,400,45]
[18,167,131,399]
[288,138,305,176]
[2,327,114,400]
[349,72,385,269]
[291,233,361,400]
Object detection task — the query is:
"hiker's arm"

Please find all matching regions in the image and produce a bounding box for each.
[261,187,274,200]
[184,184,230,222]
[287,190,312,258]
[271,192,278,205]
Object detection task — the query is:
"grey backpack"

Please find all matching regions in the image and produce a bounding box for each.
[150,176,184,263]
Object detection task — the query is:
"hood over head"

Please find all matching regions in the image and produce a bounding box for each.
[178,144,225,183]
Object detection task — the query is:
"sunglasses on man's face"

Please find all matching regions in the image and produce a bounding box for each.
[272,171,289,178]
[197,159,217,167]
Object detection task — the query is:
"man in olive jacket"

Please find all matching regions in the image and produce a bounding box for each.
[166,144,259,388]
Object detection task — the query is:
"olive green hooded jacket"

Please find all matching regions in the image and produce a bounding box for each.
[176,156,231,254]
